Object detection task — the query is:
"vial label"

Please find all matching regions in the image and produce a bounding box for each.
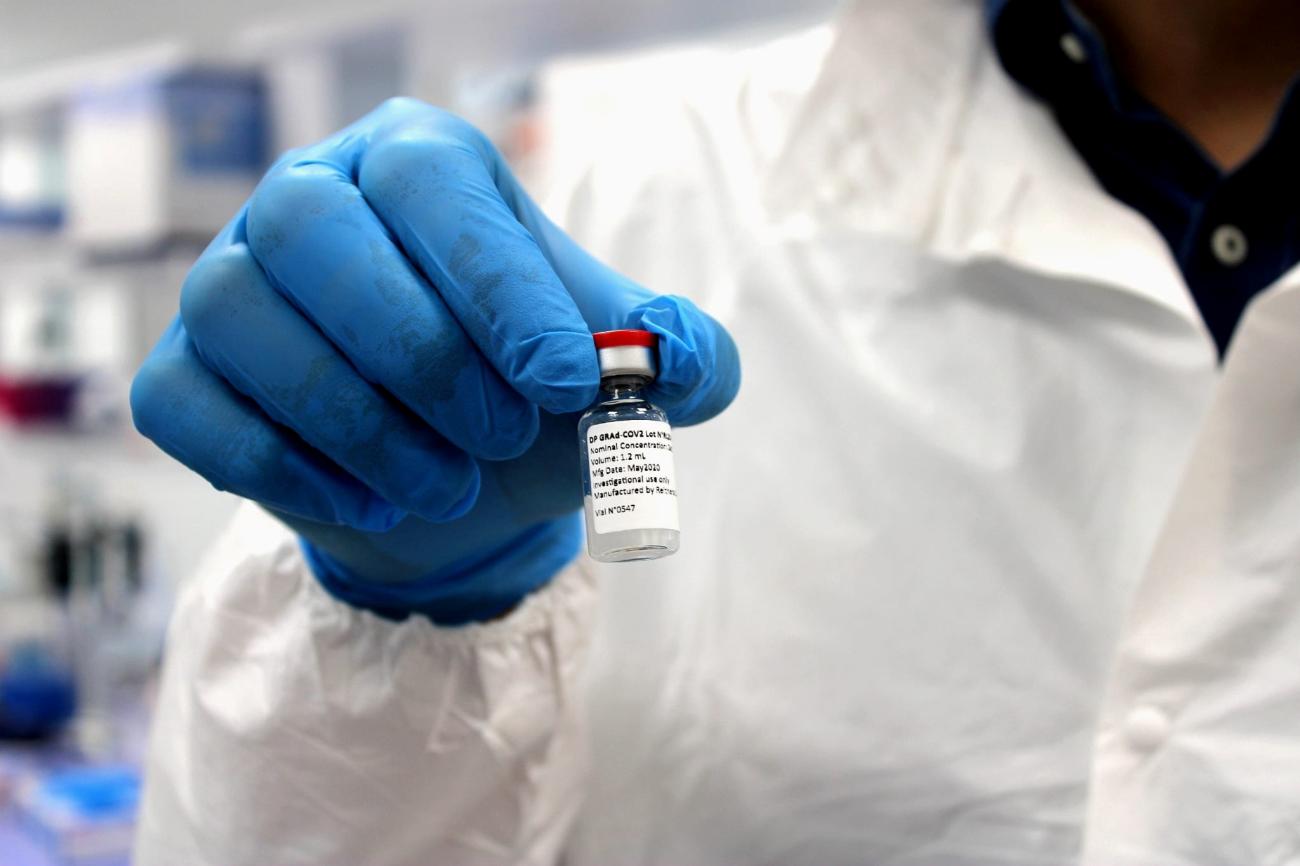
[585,419,679,534]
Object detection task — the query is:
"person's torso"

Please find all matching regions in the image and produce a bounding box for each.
[538,1,1300,862]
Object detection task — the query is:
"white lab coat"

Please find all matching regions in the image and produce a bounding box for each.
[135,0,1300,863]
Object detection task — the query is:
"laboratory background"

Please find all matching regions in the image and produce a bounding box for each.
[0,0,831,861]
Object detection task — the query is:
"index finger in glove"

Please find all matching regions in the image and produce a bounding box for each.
[356,105,599,415]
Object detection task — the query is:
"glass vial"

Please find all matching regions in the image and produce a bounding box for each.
[579,330,680,562]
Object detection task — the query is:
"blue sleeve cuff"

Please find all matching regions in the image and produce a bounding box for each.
[301,512,584,626]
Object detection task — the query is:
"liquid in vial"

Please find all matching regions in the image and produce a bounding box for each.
[578,329,680,562]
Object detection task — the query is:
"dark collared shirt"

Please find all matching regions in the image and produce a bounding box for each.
[989,0,1300,356]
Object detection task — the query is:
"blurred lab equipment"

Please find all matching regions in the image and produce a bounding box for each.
[0,471,159,866]
[0,643,76,741]
[14,764,140,865]
[0,279,129,427]
[0,106,64,229]
[66,67,267,251]
[1,62,266,431]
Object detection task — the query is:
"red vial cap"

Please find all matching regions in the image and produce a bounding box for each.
[593,329,657,349]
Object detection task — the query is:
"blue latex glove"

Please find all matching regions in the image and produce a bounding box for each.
[131,98,740,624]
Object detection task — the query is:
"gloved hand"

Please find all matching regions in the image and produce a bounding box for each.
[131,98,740,624]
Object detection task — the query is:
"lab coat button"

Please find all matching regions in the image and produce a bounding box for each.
[1123,705,1171,752]
[1210,224,1248,266]
[1059,33,1088,63]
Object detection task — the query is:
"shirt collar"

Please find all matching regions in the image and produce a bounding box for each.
[986,0,1300,353]
[763,0,1194,321]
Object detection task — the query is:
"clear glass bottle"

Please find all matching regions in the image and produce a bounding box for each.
[579,330,680,562]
